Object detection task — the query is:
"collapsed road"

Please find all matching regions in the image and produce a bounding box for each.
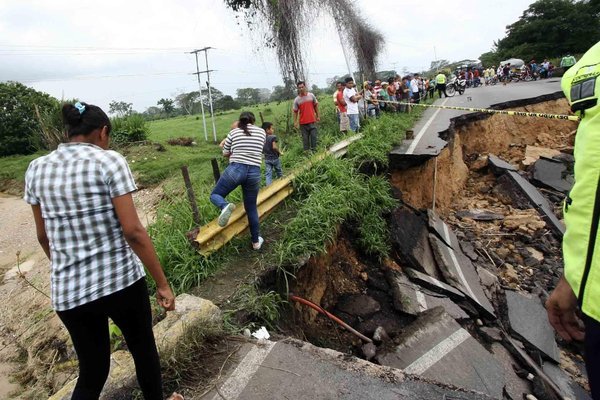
[198,81,588,400]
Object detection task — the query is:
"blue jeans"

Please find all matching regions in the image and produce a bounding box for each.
[210,162,261,243]
[265,158,283,186]
[348,113,360,132]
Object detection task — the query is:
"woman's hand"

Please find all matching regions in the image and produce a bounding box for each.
[156,284,176,311]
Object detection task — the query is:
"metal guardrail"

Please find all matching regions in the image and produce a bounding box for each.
[194,133,363,255]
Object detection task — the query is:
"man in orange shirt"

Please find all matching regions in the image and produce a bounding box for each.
[293,81,320,152]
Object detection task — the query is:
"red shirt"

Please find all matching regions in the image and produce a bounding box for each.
[336,90,347,113]
[293,92,318,125]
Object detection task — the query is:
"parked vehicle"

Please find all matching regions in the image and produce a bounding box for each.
[446,76,466,96]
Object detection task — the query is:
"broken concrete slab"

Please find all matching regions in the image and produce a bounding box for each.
[490,342,532,400]
[505,170,565,237]
[203,338,495,400]
[456,209,505,221]
[488,154,518,175]
[429,234,496,318]
[523,145,561,166]
[542,362,592,400]
[388,271,469,320]
[531,157,573,194]
[428,209,459,249]
[390,207,442,279]
[376,307,504,399]
[403,267,465,300]
[505,291,560,363]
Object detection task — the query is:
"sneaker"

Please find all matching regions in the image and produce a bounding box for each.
[218,203,235,227]
[253,236,264,250]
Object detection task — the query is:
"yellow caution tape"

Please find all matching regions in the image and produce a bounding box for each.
[378,100,581,121]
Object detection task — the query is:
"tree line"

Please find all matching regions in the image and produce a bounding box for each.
[479,0,600,66]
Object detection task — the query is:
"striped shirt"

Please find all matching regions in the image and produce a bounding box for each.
[223,125,266,167]
[23,142,145,311]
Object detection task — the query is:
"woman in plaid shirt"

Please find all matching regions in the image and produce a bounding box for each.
[24,102,182,400]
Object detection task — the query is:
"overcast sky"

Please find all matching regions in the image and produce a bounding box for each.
[0,0,534,112]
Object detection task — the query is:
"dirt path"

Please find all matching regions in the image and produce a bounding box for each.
[0,188,162,398]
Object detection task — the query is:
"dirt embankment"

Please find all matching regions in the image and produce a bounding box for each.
[391,98,577,213]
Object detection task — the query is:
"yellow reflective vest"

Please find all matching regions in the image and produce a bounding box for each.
[436,73,446,84]
[561,40,600,322]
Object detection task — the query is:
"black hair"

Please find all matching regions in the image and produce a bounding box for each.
[336,81,343,86]
[344,77,354,83]
[61,102,110,138]
[238,111,256,136]
[297,81,305,87]
[388,77,394,84]
[262,121,273,131]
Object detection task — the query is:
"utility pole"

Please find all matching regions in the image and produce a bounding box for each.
[190,49,208,141]
[202,47,218,142]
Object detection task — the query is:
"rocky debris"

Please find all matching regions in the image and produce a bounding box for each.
[390,207,442,279]
[50,294,222,400]
[488,153,518,175]
[505,291,560,363]
[375,308,504,399]
[456,209,505,221]
[523,145,561,166]
[361,342,377,360]
[388,271,468,320]
[504,170,565,237]
[336,294,381,317]
[531,157,574,194]
[502,209,547,234]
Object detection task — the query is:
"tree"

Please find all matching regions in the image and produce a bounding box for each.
[108,100,133,117]
[202,86,225,109]
[215,95,240,111]
[157,98,175,115]
[429,60,450,72]
[0,82,60,156]
[236,88,261,105]
[175,91,200,115]
[494,0,600,61]
[310,84,322,96]
[479,51,502,68]
[270,78,296,102]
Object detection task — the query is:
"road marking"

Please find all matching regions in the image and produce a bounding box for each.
[441,223,480,305]
[404,328,471,375]
[415,290,428,312]
[406,98,449,154]
[211,341,276,400]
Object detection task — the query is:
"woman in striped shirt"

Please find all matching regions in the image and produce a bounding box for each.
[210,111,266,250]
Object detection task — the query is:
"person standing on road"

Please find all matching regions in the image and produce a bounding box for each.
[410,74,421,104]
[293,81,320,152]
[561,53,577,71]
[546,40,600,399]
[211,111,266,250]
[343,77,362,132]
[435,72,447,98]
[24,102,181,400]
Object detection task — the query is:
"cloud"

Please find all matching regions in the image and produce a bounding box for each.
[0,0,534,110]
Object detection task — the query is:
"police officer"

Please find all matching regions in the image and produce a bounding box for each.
[435,72,447,98]
[546,40,600,398]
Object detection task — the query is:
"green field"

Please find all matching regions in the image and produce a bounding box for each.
[0,100,295,193]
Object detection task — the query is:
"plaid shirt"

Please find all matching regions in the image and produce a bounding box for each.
[24,143,145,311]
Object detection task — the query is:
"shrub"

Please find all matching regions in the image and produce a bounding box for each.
[110,114,150,145]
[167,137,195,146]
[0,82,60,156]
